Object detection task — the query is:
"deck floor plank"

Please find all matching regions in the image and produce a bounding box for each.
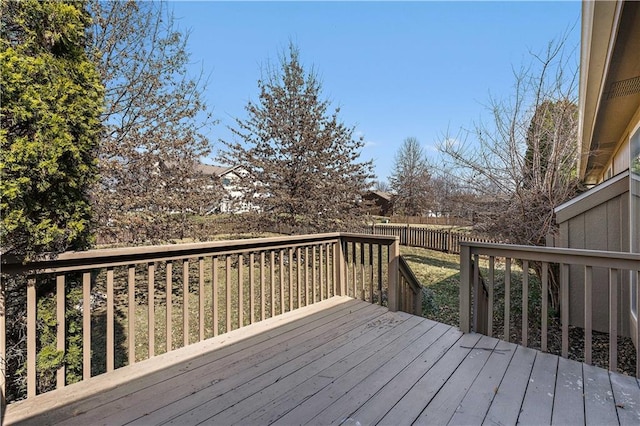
[376,332,483,426]
[609,370,640,424]
[412,335,499,425]
[519,351,558,425]
[552,357,585,425]
[4,297,637,426]
[483,345,536,426]
[583,363,619,425]
[448,339,517,425]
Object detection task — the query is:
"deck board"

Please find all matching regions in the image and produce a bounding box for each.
[4,297,638,426]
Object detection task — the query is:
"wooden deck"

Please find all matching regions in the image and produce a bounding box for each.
[5,297,640,425]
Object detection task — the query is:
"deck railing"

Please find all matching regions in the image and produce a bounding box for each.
[459,241,640,377]
[0,233,420,405]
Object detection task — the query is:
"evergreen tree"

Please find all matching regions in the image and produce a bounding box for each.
[389,137,432,216]
[1,0,104,258]
[220,44,373,233]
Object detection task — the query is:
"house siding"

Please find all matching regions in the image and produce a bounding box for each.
[557,177,631,337]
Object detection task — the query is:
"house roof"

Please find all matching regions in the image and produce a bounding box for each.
[365,190,393,201]
[579,0,640,184]
[196,164,240,177]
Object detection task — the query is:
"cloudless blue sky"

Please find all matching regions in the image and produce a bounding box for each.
[170,1,581,183]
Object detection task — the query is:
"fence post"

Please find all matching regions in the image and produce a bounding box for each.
[388,238,400,312]
[459,244,472,333]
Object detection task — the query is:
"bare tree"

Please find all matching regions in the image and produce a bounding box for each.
[88,0,221,244]
[439,34,581,307]
[389,137,433,216]
[219,44,373,234]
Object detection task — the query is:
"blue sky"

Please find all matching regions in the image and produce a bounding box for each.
[170,1,581,183]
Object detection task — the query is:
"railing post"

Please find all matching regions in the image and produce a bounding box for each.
[1,274,5,415]
[459,244,472,333]
[388,238,400,312]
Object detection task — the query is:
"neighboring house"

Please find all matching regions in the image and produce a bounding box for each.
[197,164,258,213]
[554,0,640,344]
[362,190,394,216]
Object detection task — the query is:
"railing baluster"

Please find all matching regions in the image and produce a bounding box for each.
[378,244,383,306]
[319,245,324,301]
[297,247,302,306]
[289,248,294,310]
[636,270,639,379]
[369,243,374,303]
[225,255,231,331]
[260,252,265,320]
[351,242,356,298]
[56,274,65,388]
[238,254,244,328]
[249,253,255,324]
[585,265,593,365]
[488,256,494,338]
[522,260,528,347]
[541,262,548,352]
[360,243,365,300]
[0,274,5,406]
[183,259,189,346]
[609,268,618,372]
[128,265,135,364]
[504,258,511,342]
[199,257,205,341]
[472,254,480,333]
[107,267,114,371]
[27,277,36,398]
[212,257,218,336]
[305,246,310,306]
[166,262,172,352]
[561,263,569,358]
[83,271,91,378]
[312,246,317,304]
[270,251,276,317]
[279,249,285,312]
[148,263,155,358]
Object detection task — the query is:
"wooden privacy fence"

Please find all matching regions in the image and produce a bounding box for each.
[356,224,495,254]
[0,233,421,405]
[459,241,640,377]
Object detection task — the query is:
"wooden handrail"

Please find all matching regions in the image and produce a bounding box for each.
[398,255,423,316]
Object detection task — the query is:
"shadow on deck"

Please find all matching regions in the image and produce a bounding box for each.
[5,297,640,425]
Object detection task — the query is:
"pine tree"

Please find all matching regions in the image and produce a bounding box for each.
[220,44,373,233]
[389,137,433,216]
